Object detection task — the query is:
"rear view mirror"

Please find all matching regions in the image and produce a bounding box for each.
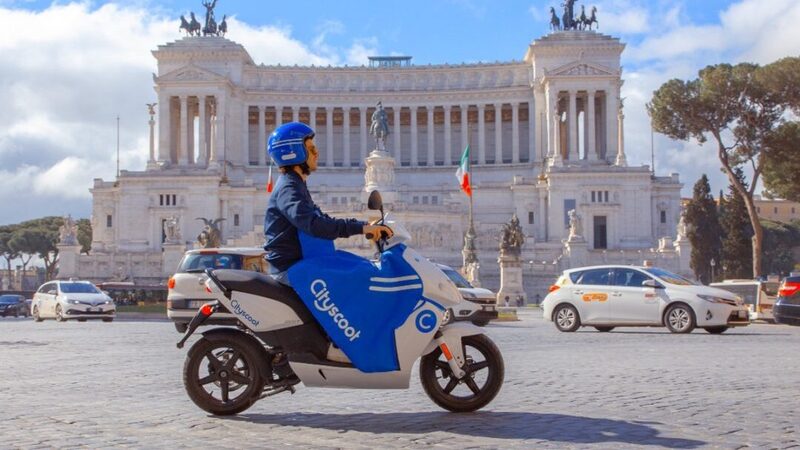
[642,279,662,288]
[367,190,383,211]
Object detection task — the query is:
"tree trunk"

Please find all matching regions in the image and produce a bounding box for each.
[716,138,763,278]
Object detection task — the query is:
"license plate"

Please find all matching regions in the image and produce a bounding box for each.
[739,310,748,319]
[188,300,206,308]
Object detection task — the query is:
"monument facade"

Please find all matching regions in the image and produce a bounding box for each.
[62,11,687,296]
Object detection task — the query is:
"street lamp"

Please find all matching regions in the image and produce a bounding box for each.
[710,258,716,283]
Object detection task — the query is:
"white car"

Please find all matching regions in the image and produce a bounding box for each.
[437,264,498,326]
[167,247,268,332]
[542,265,750,334]
[32,280,116,322]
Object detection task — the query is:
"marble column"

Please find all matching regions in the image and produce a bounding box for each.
[531,99,539,163]
[460,105,468,161]
[275,105,283,126]
[359,106,367,163]
[308,106,317,160]
[157,93,170,163]
[616,104,627,166]
[546,87,556,159]
[343,107,351,167]
[257,105,266,166]
[587,91,597,161]
[179,95,189,165]
[198,96,207,165]
[241,103,249,166]
[325,107,334,167]
[208,97,217,166]
[568,90,578,161]
[215,95,226,164]
[606,89,619,163]
[426,105,434,166]
[410,106,418,166]
[444,105,452,165]
[292,107,299,123]
[393,107,401,160]
[494,103,503,164]
[478,104,486,164]
[512,102,520,163]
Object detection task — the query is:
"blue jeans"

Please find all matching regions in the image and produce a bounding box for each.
[271,270,291,287]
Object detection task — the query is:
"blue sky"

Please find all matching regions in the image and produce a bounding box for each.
[1,0,799,226]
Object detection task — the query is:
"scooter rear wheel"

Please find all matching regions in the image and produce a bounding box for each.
[183,334,263,415]
[419,334,504,412]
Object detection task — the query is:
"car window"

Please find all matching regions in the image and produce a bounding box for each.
[59,283,101,294]
[0,295,23,303]
[611,269,652,287]
[242,255,267,272]
[178,253,244,272]
[643,267,697,286]
[441,267,473,289]
[37,283,53,294]
[574,269,611,286]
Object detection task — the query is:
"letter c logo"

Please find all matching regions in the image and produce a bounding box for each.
[415,310,437,333]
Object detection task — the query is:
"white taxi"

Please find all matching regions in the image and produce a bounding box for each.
[542,265,750,334]
[32,280,116,322]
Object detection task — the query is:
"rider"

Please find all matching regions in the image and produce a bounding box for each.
[264,122,393,286]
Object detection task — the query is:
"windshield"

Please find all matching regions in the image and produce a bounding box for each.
[59,283,101,294]
[0,295,23,303]
[643,267,697,286]
[441,267,472,289]
[179,253,244,272]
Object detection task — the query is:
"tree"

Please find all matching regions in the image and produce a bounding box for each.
[0,225,20,288]
[647,58,800,278]
[684,175,722,284]
[8,228,38,275]
[16,217,63,281]
[720,168,753,279]
[762,122,800,202]
[77,218,92,254]
[761,220,800,276]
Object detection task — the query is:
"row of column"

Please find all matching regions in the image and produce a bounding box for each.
[546,88,621,164]
[244,103,534,167]
[158,94,224,167]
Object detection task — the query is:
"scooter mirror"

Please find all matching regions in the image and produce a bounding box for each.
[367,190,383,211]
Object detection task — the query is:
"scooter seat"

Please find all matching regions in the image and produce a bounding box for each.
[211,269,312,322]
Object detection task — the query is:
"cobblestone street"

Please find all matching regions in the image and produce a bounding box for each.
[1,310,799,449]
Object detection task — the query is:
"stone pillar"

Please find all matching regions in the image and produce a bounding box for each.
[426,105,435,166]
[257,105,266,166]
[460,105,468,158]
[587,91,597,161]
[56,243,82,279]
[494,103,503,164]
[511,102,520,163]
[343,107,351,167]
[530,100,538,163]
[478,104,486,164]
[568,90,577,161]
[606,89,619,163]
[326,107,334,167]
[147,105,157,168]
[292,106,299,123]
[157,93,170,163]
[240,103,249,167]
[309,106,316,131]
[616,103,627,167]
[393,106,401,160]
[546,87,557,160]
[551,103,563,167]
[197,96,207,165]
[208,98,218,168]
[275,105,283,126]
[444,105,452,165]
[410,106,418,166]
[178,96,189,165]
[359,106,367,164]
[215,95,226,164]
[497,254,527,307]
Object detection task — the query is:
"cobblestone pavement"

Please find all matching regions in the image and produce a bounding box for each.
[1,310,799,449]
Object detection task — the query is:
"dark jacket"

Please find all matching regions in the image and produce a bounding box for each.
[264,171,365,272]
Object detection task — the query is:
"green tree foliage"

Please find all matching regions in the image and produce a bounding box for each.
[14,216,63,281]
[8,228,38,273]
[0,225,20,286]
[685,175,722,284]
[647,58,800,277]
[761,220,800,276]
[762,122,800,202]
[720,168,753,279]
[77,218,92,255]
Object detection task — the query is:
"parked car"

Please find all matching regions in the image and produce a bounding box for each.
[774,276,800,326]
[436,264,498,326]
[0,294,28,317]
[542,265,750,334]
[710,279,779,322]
[167,247,268,332]
[31,280,115,322]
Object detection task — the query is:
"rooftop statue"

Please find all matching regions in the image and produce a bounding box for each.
[549,2,597,31]
[179,1,227,37]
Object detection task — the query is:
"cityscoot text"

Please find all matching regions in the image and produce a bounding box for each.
[311,279,361,341]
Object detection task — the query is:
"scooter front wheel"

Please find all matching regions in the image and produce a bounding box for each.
[183,334,263,415]
[419,334,504,412]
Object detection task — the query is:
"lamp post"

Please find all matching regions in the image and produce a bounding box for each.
[710,258,716,284]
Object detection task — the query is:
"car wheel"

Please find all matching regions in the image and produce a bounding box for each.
[78,318,87,322]
[14,310,19,318]
[33,306,43,322]
[175,322,189,333]
[594,326,615,332]
[705,326,728,334]
[102,318,114,323]
[55,305,65,322]
[553,304,581,332]
[665,303,695,334]
[471,319,490,327]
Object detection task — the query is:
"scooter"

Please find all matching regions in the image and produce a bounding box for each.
[177,191,504,415]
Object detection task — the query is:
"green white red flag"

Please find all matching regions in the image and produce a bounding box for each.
[266,163,274,193]
[455,145,472,197]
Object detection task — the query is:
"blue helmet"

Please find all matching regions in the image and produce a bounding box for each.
[267,122,315,167]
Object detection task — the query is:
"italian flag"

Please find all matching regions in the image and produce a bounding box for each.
[455,145,472,197]
[266,163,274,193]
